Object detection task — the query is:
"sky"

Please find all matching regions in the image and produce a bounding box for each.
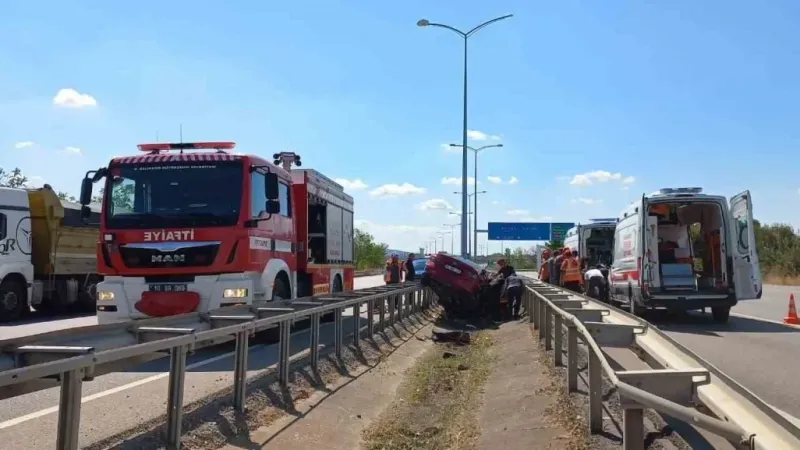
[3,0,800,255]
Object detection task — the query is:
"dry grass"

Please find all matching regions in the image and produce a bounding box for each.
[361,331,494,450]
[762,272,800,286]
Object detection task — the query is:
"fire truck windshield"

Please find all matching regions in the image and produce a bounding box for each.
[103,160,243,229]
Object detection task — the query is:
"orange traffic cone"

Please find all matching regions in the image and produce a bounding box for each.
[783,293,799,325]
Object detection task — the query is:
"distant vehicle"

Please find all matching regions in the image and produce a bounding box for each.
[564,218,616,269]
[609,187,761,324]
[410,257,429,278]
[421,253,489,316]
[0,185,102,321]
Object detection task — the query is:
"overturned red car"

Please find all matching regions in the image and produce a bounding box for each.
[420,253,498,317]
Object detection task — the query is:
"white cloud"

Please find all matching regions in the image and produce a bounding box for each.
[622,186,630,191]
[368,183,425,197]
[571,197,601,205]
[25,175,46,188]
[441,176,479,185]
[416,198,453,211]
[508,176,519,184]
[487,175,503,184]
[516,215,553,222]
[466,129,502,141]
[441,143,460,153]
[491,200,503,205]
[354,219,441,250]
[52,88,98,108]
[568,170,635,186]
[334,178,368,190]
[507,209,530,216]
[63,146,82,155]
[14,141,34,149]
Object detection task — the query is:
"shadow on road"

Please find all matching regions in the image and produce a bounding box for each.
[647,310,799,336]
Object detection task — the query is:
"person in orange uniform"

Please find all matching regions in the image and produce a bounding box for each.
[384,253,403,285]
[560,249,584,293]
[539,249,552,283]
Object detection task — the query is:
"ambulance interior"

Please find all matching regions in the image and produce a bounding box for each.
[647,202,724,292]
[584,227,615,267]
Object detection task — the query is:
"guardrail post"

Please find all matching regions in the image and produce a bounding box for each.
[310,312,320,370]
[166,344,188,449]
[56,369,83,450]
[588,346,603,432]
[233,330,249,412]
[528,291,536,324]
[278,320,291,386]
[553,314,563,366]
[352,302,361,347]
[623,408,645,450]
[367,299,375,336]
[544,305,553,350]
[567,323,578,392]
[334,307,343,359]
[538,300,546,339]
[379,295,386,331]
[388,295,396,326]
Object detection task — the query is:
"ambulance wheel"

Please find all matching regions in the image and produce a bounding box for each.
[628,295,645,317]
[711,307,730,324]
[0,278,27,322]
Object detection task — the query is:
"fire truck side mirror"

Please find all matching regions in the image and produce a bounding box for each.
[264,172,280,200]
[79,177,94,206]
[265,199,280,214]
[80,206,92,221]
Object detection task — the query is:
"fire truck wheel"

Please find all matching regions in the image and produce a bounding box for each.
[271,276,290,302]
[332,275,343,293]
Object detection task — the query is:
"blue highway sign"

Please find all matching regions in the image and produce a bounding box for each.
[487,222,576,241]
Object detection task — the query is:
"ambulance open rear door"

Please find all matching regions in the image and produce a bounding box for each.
[728,190,762,300]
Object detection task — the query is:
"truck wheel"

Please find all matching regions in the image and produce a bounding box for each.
[0,278,27,322]
[271,277,290,302]
[711,307,730,324]
[332,275,343,293]
[628,294,645,317]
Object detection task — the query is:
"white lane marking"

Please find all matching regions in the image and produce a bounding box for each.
[729,312,800,329]
[771,405,800,428]
[0,344,264,429]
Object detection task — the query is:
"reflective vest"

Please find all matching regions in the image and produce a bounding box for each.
[384,260,401,283]
[560,257,583,284]
[539,259,550,280]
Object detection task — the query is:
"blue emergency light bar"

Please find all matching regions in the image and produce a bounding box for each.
[658,187,703,195]
[588,218,617,223]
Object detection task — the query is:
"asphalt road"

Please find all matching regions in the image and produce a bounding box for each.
[0,274,388,449]
[519,271,800,422]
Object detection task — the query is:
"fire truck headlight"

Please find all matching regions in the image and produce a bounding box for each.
[223,288,248,299]
[97,291,115,302]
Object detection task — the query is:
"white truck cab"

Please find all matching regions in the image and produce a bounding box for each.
[0,187,34,321]
[609,187,761,323]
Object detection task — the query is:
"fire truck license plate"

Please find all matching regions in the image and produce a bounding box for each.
[149,284,188,293]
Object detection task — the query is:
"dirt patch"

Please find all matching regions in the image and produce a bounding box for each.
[86,310,438,450]
[361,330,493,450]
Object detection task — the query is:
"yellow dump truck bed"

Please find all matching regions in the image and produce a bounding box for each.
[27,187,100,277]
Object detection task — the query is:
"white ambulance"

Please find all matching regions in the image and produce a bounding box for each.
[609,187,761,323]
[564,218,617,268]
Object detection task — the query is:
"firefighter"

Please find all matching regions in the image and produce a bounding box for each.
[539,249,552,283]
[384,253,402,285]
[560,249,583,293]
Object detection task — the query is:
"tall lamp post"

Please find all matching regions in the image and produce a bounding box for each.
[442,223,458,253]
[453,190,486,257]
[417,14,513,258]
[450,143,503,257]
[448,210,473,255]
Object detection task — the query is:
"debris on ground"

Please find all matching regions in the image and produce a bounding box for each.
[431,325,472,345]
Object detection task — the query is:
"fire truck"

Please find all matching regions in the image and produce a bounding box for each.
[78,142,355,324]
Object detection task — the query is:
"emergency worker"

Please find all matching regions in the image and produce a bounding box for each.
[539,249,552,283]
[560,250,583,293]
[550,248,567,286]
[384,253,402,285]
[584,264,607,301]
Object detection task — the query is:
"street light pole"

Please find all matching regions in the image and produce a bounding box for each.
[442,223,458,253]
[451,143,503,258]
[418,14,513,258]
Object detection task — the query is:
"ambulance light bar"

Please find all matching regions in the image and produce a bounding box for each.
[137,142,236,152]
[658,187,703,195]
[588,218,617,223]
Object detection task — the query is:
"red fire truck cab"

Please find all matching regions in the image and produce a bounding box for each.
[79,142,355,324]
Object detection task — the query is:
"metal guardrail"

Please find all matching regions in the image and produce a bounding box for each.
[523,278,800,450]
[0,281,435,450]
